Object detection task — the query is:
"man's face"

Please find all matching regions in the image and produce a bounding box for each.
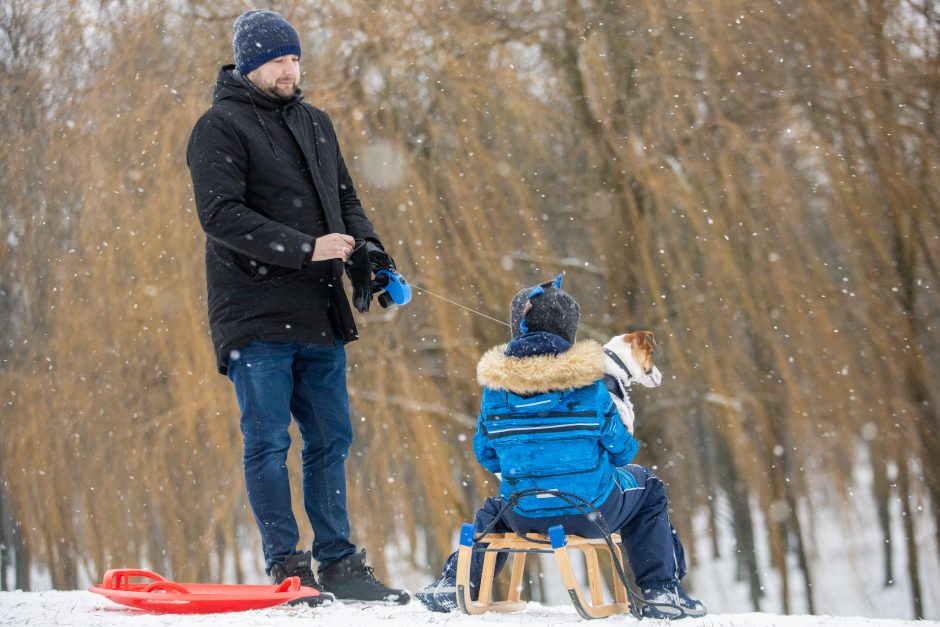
[247,55,300,99]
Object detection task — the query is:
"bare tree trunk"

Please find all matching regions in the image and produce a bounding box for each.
[231,519,244,584]
[552,0,646,321]
[0,481,8,591]
[869,441,895,586]
[768,497,790,614]
[715,432,762,611]
[897,461,923,619]
[695,416,722,560]
[12,513,29,592]
[786,489,814,614]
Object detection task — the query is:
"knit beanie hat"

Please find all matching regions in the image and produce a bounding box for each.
[509,274,581,344]
[233,9,302,76]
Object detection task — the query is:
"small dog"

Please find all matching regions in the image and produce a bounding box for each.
[603,331,662,434]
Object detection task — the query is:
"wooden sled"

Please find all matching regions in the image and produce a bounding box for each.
[454,523,631,620]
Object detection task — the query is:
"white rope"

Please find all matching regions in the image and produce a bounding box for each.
[410,284,511,328]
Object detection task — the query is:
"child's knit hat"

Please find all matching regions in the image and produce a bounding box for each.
[509,274,580,344]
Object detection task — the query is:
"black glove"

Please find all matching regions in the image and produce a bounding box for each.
[367,244,398,308]
[367,243,396,273]
[345,241,397,313]
[345,241,373,313]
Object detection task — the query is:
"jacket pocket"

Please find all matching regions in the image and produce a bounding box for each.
[499,434,603,480]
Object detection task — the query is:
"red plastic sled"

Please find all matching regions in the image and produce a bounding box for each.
[89,568,323,614]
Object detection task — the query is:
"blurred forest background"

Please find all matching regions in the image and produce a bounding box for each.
[1,0,938,619]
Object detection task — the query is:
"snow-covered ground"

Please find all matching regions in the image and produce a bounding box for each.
[0,590,937,627]
[1,495,937,626]
[3,447,936,625]
[3,494,937,626]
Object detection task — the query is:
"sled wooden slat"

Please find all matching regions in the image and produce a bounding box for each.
[455,525,631,620]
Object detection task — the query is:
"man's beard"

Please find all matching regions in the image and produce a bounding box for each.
[259,78,297,99]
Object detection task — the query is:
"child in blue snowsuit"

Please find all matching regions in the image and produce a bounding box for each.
[416,276,705,619]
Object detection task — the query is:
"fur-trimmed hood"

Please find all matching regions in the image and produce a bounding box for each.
[476,340,606,395]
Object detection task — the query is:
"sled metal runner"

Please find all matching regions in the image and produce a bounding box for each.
[455,523,631,620]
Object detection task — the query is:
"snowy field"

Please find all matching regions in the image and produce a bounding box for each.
[2,451,936,625]
[2,496,937,627]
[0,591,938,627]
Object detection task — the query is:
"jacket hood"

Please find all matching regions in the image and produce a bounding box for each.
[213,64,302,110]
[476,340,605,395]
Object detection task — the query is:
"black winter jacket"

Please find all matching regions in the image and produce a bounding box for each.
[187,65,380,374]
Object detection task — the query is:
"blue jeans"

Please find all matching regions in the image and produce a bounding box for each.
[441,465,686,593]
[227,339,356,572]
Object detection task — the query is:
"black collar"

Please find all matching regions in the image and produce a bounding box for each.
[603,348,634,382]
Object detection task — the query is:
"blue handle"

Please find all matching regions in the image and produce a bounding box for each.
[375,269,412,306]
[548,525,567,549]
[459,523,475,547]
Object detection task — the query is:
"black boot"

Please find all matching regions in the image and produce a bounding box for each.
[269,551,335,606]
[319,549,410,604]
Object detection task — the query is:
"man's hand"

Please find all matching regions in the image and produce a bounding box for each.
[312,233,356,262]
[345,241,398,313]
[367,246,396,274]
[364,243,398,310]
[345,240,374,312]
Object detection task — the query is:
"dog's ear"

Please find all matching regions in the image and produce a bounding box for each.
[630,331,657,354]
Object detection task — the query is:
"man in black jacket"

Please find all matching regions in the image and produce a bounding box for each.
[186,9,408,604]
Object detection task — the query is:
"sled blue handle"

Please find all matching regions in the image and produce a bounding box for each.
[548,525,567,549]
[459,523,475,547]
[374,268,411,306]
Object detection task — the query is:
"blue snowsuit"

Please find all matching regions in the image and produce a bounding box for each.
[442,333,687,593]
